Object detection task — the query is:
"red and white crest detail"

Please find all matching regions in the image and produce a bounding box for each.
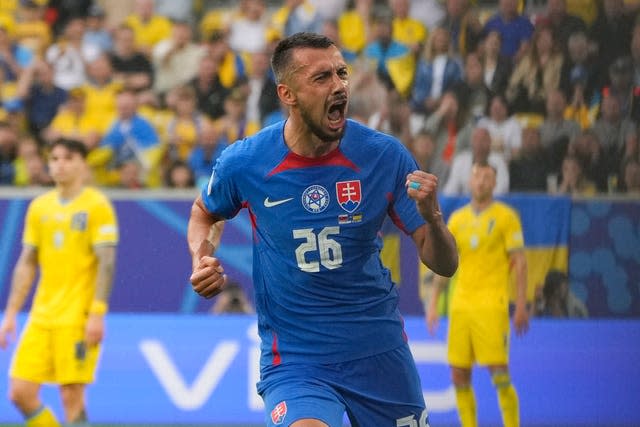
[271,401,288,425]
[336,180,361,213]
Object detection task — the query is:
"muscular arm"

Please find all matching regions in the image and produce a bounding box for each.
[85,244,117,345]
[510,248,529,335]
[0,246,37,348]
[4,246,38,316]
[187,196,227,298]
[411,213,458,278]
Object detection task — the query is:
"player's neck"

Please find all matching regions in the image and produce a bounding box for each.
[56,181,84,201]
[284,119,339,158]
[471,197,493,213]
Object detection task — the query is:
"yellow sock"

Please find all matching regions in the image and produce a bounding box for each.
[493,372,520,427]
[25,405,61,427]
[455,385,478,427]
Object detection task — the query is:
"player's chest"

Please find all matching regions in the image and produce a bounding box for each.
[39,209,90,247]
[456,215,502,252]
[249,167,391,230]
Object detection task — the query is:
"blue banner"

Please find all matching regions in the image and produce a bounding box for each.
[0,315,638,426]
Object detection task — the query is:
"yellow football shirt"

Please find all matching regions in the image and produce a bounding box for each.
[125,14,172,51]
[23,187,118,327]
[448,201,524,312]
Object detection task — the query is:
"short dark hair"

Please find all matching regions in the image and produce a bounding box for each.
[50,138,88,158]
[271,32,335,84]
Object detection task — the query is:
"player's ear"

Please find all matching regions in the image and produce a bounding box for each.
[277,83,296,107]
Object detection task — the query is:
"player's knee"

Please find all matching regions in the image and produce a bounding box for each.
[451,367,471,387]
[491,370,512,389]
[7,384,36,413]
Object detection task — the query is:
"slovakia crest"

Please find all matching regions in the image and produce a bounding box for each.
[271,401,288,425]
[302,185,330,213]
[336,180,361,213]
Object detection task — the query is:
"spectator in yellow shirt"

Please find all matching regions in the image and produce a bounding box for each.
[125,0,173,56]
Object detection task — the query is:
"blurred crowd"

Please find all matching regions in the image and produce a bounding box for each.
[0,0,639,195]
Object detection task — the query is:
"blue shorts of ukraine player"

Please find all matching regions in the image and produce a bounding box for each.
[258,344,430,426]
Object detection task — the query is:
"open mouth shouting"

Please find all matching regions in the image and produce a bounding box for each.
[327,97,347,131]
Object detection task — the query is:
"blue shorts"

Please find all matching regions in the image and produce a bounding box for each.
[257,344,430,427]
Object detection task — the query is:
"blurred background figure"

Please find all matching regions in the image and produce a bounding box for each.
[536,270,588,318]
[210,282,254,315]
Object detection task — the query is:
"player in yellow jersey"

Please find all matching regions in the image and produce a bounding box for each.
[426,161,529,427]
[0,138,119,426]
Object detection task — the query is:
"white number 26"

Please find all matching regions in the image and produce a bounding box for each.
[293,226,343,272]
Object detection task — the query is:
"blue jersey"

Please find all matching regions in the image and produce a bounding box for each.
[201,119,426,367]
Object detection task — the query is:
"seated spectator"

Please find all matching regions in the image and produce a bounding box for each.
[589,0,635,77]
[441,0,483,58]
[0,22,33,82]
[337,0,372,58]
[164,159,195,188]
[509,126,549,192]
[164,85,206,163]
[506,25,564,116]
[537,270,588,318]
[620,156,640,193]
[409,128,449,182]
[442,126,509,195]
[118,159,143,189]
[213,85,260,144]
[82,54,122,134]
[189,55,230,121]
[477,30,512,96]
[452,51,492,124]
[152,20,206,97]
[125,0,173,57]
[477,93,522,161]
[600,56,640,123]
[42,87,101,150]
[559,31,601,118]
[539,89,580,171]
[591,94,637,181]
[569,129,609,191]
[534,0,587,55]
[92,89,163,187]
[15,59,67,141]
[245,50,279,127]
[368,88,418,146]
[482,0,534,60]
[269,0,323,40]
[188,118,228,188]
[409,26,462,115]
[205,30,248,90]
[109,24,154,92]
[421,90,473,167]
[557,154,598,195]
[0,121,17,184]
[45,17,101,90]
[13,136,51,186]
[84,4,112,53]
[389,0,428,55]
[363,6,415,97]
[227,0,269,55]
[13,0,51,54]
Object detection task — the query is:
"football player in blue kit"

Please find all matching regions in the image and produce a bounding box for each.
[188,32,458,427]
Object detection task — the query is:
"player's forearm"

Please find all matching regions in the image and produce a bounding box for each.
[188,197,223,266]
[419,217,458,278]
[93,245,117,306]
[5,252,37,316]
[513,251,528,309]
[428,275,449,313]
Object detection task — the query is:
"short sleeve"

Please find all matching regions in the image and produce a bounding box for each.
[90,196,119,247]
[22,200,40,248]
[503,207,524,252]
[200,146,243,219]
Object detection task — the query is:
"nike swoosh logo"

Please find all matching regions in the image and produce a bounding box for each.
[264,197,294,208]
